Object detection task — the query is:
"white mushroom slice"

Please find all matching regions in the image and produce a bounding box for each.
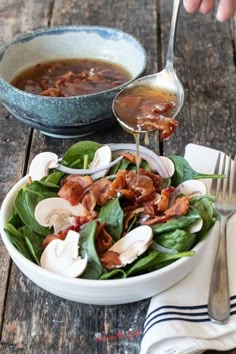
[187,218,203,234]
[175,180,207,198]
[40,230,87,277]
[29,152,59,180]
[35,197,87,231]
[90,145,112,179]
[159,156,175,177]
[170,180,207,206]
[108,225,153,268]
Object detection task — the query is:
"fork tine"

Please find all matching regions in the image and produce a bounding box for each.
[211,153,221,196]
[223,154,231,200]
[231,156,236,204]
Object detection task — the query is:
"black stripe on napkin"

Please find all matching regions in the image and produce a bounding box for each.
[142,295,236,339]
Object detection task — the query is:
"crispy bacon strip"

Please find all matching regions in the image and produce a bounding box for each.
[137,116,178,139]
[139,168,163,191]
[125,171,156,202]
[158,187,175,212]
[58,175,93,206]
[164,196,190,217]
[85,178,113,206]
[95,222,113,255]
[58,181,84,206]
[142,196,190,225]
[100,250,121,269]
[120,152,136,164]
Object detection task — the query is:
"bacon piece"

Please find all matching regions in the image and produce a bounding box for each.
[143,196,190,226]
[164,196,190,217]
[139,168,163,191]
[125,171,156,202]
[95,222,113,255]
[142,214,173,225]
[58,181,84,206]
[120,152,136,164]
[62,175,93,189]
[158,187,175,212]
[40,87,61,97]
[58,175,93,206]
[143,202,156,218]
[86,178,113,206]
[42,232,67,248]
[123,207,144,231]
[100,250,121,269]
[82,193,97,218]
[110,170,127,190]
[137,116,178,139]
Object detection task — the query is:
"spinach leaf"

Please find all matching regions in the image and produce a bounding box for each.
[126,249,195,277]
[14,181,58,236]
[169,155,223,187]
[98,198,124,241]
[151,207,201,234]
[22,226,44,264]
[79,221,103,279]
[154,229,196,252]
[43,171,65,186]
[100,269,127,280]
[109,158,131,175]
[4,224,35,261]
[190,195,218,239]
[61,141,101,168]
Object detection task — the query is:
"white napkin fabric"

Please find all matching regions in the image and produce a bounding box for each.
[140,144,236,354]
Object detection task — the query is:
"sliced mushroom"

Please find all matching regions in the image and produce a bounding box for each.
[100,225,153,269]
[35,197,87,233]
[40,230,87,277]
[159,156,175,177]
[187,218,203,234]
[29,152,59,180]
[90,145,112,179]
[171,179,207,204]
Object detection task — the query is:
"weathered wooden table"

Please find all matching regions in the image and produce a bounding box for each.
[0,1,235,353]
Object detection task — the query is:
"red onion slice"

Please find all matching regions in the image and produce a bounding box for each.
[56,155,123,176]
[108,143,170,177]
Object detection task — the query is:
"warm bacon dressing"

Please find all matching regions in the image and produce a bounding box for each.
[113,85,179,139]
[11,58,132,97]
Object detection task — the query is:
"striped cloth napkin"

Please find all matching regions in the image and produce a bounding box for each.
[140,144,236,354]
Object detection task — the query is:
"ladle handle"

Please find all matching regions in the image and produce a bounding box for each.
[166,0,182,68]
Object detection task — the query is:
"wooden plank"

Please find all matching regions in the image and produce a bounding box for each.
[1,0,156,353]
[160,2,236,156]
[0,0,55,342]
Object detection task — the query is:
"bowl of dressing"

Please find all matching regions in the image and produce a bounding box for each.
[0,26,147,138]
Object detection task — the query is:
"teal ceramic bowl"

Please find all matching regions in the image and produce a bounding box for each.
[0,26,147,138]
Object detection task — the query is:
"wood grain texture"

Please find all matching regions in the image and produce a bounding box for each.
[0,0,53,335]
[1,1,156,353]
[161,2,236,156]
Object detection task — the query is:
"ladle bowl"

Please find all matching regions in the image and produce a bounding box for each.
[112,0,184,135]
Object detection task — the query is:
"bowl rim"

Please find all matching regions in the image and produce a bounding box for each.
[0,25,147,100]
[0,174,209,288]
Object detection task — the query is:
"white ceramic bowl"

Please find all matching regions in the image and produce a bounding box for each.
[0,175,212,305]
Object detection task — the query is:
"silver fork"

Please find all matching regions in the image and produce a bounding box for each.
[208,153,236,324]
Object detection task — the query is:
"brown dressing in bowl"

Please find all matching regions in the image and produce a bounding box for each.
[11,58,132,97]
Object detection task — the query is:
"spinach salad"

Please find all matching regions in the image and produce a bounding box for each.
[5,141,220,280]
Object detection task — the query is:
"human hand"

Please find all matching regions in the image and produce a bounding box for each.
[183,0,236,22]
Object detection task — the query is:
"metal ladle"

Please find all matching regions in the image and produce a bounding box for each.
[112,0,184,134]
